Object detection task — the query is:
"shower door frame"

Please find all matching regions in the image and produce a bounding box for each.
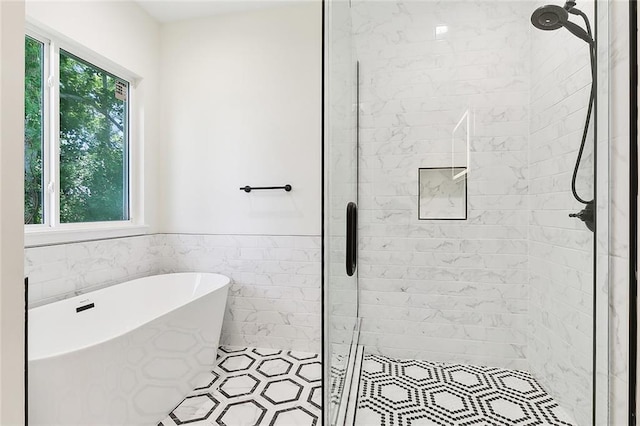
[629,0,638,422]
[322,0,615,424]
[321,0,362,423]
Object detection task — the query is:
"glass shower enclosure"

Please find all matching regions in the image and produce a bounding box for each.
[323,0,610,425]
[323,0,360,423]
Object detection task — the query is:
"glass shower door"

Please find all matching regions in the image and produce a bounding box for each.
[323,0,611,424]
[323,0,359,424]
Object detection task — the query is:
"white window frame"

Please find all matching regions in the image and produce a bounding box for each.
[24,22,147,247]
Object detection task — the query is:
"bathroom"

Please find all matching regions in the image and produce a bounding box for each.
[0,0,634,424]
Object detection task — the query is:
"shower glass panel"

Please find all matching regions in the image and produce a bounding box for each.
[324,0,609,424]
[323,0,359,424]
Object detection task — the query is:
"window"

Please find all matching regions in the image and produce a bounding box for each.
[58,50,129,223]
[24,29,143,245]
[24,36,44,225]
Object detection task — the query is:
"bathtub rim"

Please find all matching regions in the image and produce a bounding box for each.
[27,272,231,362]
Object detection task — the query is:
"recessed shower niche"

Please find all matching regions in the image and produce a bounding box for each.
[418,167,467,220]
[417,105,470,220]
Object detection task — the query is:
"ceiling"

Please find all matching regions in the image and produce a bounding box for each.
[135,0,298,23]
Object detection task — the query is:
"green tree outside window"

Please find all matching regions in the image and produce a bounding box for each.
[24,37,130,225]
[24,36,43,225]
[59,50,129,223]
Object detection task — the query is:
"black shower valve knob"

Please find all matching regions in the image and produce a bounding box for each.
[568,210,588,219]
[568,201,595,232]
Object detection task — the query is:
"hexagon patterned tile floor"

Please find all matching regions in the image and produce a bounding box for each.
[355,354,576,426]
[159,346,321,426]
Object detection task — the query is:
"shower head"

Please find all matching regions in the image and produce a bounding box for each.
[531,4,567,30]
[530,3,594,44]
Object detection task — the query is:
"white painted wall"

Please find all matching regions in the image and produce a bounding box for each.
[26,0,162,233]
[0,1,26,422]
[158,3,322,236]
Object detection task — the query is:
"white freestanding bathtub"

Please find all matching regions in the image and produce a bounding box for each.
[28,272,231,426]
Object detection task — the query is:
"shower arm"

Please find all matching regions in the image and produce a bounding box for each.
[564,2,595,44]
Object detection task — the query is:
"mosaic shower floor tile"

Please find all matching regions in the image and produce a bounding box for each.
[159,346,321,426]
[330,352,348,407]
[355,353,576,426]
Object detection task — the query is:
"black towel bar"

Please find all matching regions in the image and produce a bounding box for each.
[240,185,292,193]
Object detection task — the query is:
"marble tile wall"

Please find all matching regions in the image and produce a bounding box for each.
[157,234,321,353]
[24,234,321,353]
[527,2,596,424]
[607,1,631,423]
[24,235,159,308]
[352,0,531,369]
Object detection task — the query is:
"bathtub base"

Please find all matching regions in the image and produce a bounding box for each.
[28,273,229,426]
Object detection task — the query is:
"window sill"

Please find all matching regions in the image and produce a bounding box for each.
[24,223,149,248]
